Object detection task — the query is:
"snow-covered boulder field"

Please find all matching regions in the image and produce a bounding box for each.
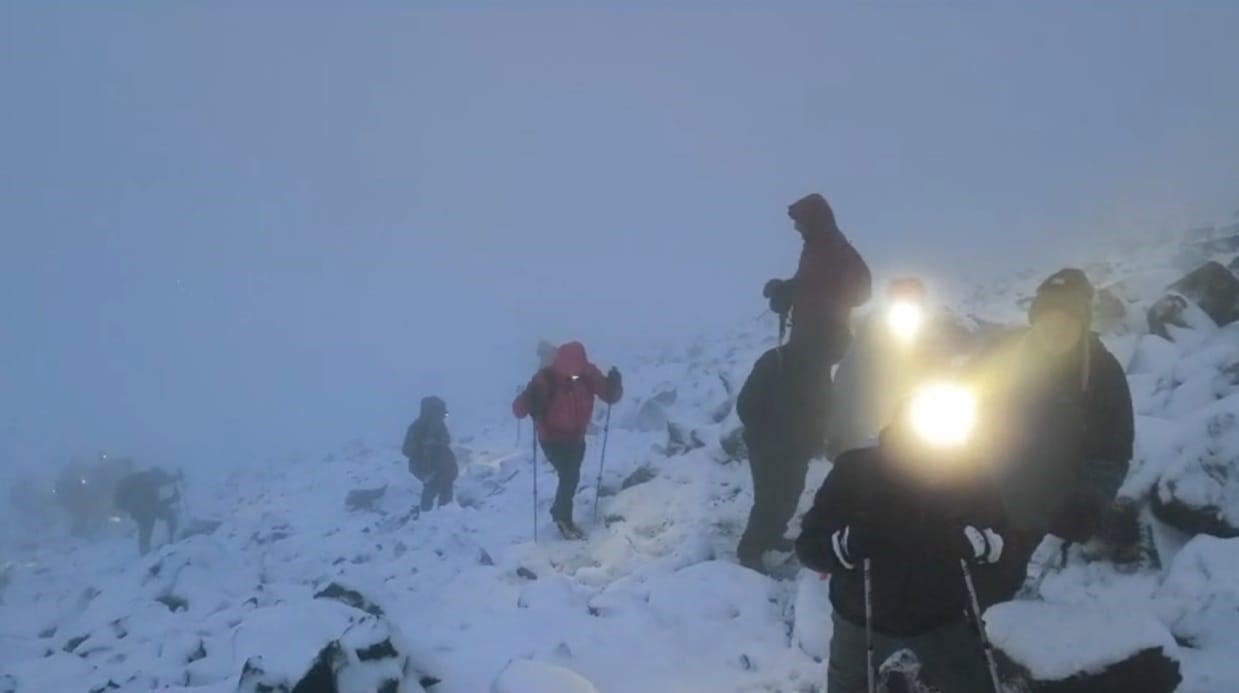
[3,220,1239,692]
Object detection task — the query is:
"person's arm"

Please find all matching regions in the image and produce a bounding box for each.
[1077,344,1134,501]
[795,455,860,574]
[846,243,872,309]
[585,365,623,404]
[513,372,546,419]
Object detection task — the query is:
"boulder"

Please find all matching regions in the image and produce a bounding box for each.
[630,388,677,433]
[620,465,658,491]
[1155,536,1239,651]
[1168,261,1239,328]
[986,602,1180,693]
[234,598,434,693]
[1151,398,1239,538]
[1093,287,1127,333]
[490,660,599,693]
[1147,294,1217,345]
[718,426,748,463]
[345,485,388,513]
[665,422,706,457]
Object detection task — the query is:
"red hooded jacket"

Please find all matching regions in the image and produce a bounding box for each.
[512,342,623,442]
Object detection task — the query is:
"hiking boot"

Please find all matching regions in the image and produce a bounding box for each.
[555,519,586,541]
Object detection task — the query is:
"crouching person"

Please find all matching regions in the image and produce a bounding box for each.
[403,396,458,512]
[113,467,181,556]
[796,388,1005,693]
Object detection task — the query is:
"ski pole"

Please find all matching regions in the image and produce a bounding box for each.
[592,404,613,523]
[960,559,1004,693]
[531,430,539,543]
[864,557,876,693]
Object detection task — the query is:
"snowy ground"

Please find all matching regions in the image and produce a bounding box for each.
[3,220,1239,692]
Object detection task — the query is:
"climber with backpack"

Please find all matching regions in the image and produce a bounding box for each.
[113,467,182,556]
[513,341,623,540]
[403,396,458,512]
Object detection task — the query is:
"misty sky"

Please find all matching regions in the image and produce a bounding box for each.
[2,3,1238,475]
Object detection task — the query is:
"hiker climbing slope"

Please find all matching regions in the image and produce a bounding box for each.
[513,342,622,540]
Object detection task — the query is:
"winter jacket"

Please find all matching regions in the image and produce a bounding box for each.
[796,445,1005,637]
[404,397,456,481]
[513,342,622,442]
[780,195,872,358]
[970,331,1133,532]
[737,344,833,460]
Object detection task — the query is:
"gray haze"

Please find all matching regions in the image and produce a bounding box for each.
[3,4,1238,474]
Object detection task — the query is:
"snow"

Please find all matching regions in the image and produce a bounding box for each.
[491,660,599,693]
[986,601,1179,681]
[3,220,1239,692]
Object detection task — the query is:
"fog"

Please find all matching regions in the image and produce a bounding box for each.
[2,3,1238,475]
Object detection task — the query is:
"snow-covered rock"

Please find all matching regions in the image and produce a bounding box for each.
[987,602,1181,692]
[490,659,599,693]
[1168,261,1239,328]
[1152,393,1239,537]
[792,570,832,661]
[1155,535,1239,650]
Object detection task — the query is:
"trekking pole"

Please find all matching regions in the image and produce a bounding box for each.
[531,430,539,542]
[864,557,876,693]
[960,559,1004,693]
[592,404,613,523]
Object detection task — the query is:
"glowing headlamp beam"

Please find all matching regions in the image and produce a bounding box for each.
[886,301,925,342]
[908,384,977,449]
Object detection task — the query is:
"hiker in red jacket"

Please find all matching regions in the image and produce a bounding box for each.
[513,341,623,539]
[764,193,872,364]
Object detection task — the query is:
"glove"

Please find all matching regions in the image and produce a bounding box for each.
[764,279,793,316]
[1049,491,1106,543]
[829,519,877,570]
[607,367,622,390]
[955,525,1004,565]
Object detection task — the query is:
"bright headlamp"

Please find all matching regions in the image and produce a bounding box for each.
[908,383,977,449]
[886,301,925,343]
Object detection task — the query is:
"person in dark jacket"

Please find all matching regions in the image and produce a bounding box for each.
[113,467,181,555]
[764,193,872,364]
[513,342,623,539]
[797,399,1005,693]
[403,396,458,512]
[970,268,1136,605]
[736,336,832,571]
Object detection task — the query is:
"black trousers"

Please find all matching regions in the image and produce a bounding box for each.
[738,440,811,562]
[541,439,587,523]
[135,502,179,555]
[420,463,458,511]
[975,528,1045,609]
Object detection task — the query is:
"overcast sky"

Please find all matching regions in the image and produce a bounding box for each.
[2,3,1238,474]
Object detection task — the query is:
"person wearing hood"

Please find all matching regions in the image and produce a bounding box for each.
[827,278,977,458]
[969,268,1135,605]
[113,467,181,555]
[763,193,872,364]
[403,396,458,512]
[797,392,1006,693]
[513,342,623,539]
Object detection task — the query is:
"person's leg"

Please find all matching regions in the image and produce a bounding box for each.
[136,515,154,555]
[828,612,903,693]
[768,453,812,550]
[438,463,458,507]
[738,444,779,565]
[420,474,437,512]
[160,502,179,545]
[907,618,991,693]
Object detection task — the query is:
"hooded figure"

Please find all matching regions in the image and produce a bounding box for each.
[113,467,180,555]
[797,404,1006,693]
[764,193,872,364]
[403,396,458,512]
[969,268,1135,605]
[513,342,623,539]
